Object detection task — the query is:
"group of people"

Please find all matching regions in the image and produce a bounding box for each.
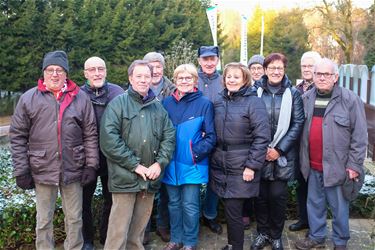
[9,45,367,250]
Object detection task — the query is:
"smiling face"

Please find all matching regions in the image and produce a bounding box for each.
[175,71,196,95]
[43,65,67,91]
[301,57,315,82]
[224,67,246,93]
[198,56,219,76]
[129,65,152,96]
[148,61,164,86]
[249,63,264,81]
[84,57,107,88]
[265,60,285,85]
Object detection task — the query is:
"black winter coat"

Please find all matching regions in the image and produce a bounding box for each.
[210,86,271,199]
[253,75,304,181]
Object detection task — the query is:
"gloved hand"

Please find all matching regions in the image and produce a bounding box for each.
[16,174,35,190]
[81,168,97,186]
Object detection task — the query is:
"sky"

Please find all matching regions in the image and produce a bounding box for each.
[216,0,374,15]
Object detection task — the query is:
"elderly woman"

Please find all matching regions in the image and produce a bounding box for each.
[162,64,216,250]
[251,53,304,250]
[210,62,270,250]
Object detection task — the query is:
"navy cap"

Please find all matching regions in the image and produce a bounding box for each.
[198,46,219,58]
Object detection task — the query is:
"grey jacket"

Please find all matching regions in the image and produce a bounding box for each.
[300,85,367,187]
[197,68,223,102]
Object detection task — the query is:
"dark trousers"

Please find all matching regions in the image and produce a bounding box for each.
[223,198,245,250]
[255,180,288,239]
[296,169,308,224]
[242,198,254,218]
[82,174,112,244]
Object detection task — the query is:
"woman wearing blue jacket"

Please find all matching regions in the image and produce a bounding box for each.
[162,64,216,250]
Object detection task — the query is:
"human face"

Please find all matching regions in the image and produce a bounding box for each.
[265,60,285,85]
[313,62,338,94]
[198,56,219,76]
[301,57,315,82]
[84,58,107,88]
[225,67,245,93]
[148,61,164,86]
[175,71,195,95]
[129,65,152,96]
[43,65,67,91]
[249,63,264,81]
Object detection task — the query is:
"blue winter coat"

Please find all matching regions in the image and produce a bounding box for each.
[162,90,216,185]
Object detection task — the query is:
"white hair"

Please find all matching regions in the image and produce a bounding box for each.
[314,58,339,74]
[300,51,322,65]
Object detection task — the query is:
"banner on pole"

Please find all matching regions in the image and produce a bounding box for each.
[206,6,218,46]
[240,14,248,66]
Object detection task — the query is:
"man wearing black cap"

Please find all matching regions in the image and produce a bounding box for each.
[9,50,99,250]
[197,45,223,234]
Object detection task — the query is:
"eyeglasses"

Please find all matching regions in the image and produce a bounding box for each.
[44,68,65,75]
[176,76,194,83]
[250,66,264,72]
[314,72,335,78]
[267,66,284,72]
[301,65,314,69]
[85,67,106,74]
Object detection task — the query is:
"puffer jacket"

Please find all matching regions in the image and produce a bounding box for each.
[162,89,216,186]
[81,81,125,176]
[197,68,223,102]
[99,86,175,193]
[253,75,304,181]
[210,86,271,199]
[10,79,99,186]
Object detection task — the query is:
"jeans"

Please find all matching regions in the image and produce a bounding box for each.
[35,182,83,250]
[145,183,170,233]
[104,192,155,250]
[223,198,246,250]
[255,180,288,239]
[166,184,200,246]
[307,169,350,246]
[82,174,112,244]
[202,185,219,219]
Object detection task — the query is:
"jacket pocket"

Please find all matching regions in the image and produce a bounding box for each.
[334,115,349,127]
[72,145,85,167]
[28,150,47,172]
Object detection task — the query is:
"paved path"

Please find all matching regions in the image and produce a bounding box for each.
[79,219,374,250]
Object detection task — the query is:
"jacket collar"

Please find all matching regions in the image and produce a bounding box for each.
[257,74,292,94]
[128,85,155,104]
[198,67,220,81]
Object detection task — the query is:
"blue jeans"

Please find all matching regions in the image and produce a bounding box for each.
[202,185,219,219]
[166,184,200,246]
[307,169,350,246]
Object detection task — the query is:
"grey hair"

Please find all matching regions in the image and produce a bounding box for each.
[301,51,322,65]
[127,60,153,76]
[143,52,165,67]
[314,58,339,74]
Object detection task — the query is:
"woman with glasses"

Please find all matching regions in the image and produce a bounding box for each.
[250,53,305,250]
[210,63,270,250]
[161,64,216,250]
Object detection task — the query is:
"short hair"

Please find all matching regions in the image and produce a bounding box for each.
[314,58,339,74]
[263,53,288,69]
[143,52,165,67]
[128,60,153,76]
[84,56,106,69]
[173,64,198,84]
[222,62,252,88]
[300,51,321,65]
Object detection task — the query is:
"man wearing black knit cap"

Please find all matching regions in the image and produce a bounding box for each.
[10,50,99,250]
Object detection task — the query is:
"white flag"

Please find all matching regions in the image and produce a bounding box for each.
[206,6,218,46]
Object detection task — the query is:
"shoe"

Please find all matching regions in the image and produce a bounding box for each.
[242,216,250,230]
[202,217,223,234]
[295,237,325,250]
[334,245,347,250]
[163,242,183,250]
[271,238,283,250]
[156,227,171,242]
[288,221,309,231]
[143,231,151,245]
[181,246,197,250]
[221,244,233,250]
[251,233,271,250]
[82,242,95,250]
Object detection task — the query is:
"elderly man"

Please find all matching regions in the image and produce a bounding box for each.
[80,56,124,249]
[248,54,265,84]
[289,51,322,232]
[100,60,175,250]
[10,50,99,250]
[295,58,367,250]
[196,45,224,234]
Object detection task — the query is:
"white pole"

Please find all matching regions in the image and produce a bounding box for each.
[260,15,264,56]
[240,14,248,66]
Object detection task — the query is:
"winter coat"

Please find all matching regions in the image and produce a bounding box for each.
[154,76,176,101]
[210,86,271,199]
[253,75,304,181]
[81,82,125,176]
[197,68,223,102]
[162,90,216,185]
[99,86,175,193]
[300,85,367,187]
[10,79,99,186]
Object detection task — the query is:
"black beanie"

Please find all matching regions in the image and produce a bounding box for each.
[42,50,69,73]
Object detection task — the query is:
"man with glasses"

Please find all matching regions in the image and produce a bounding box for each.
[295,58,367,250]
[10,50,99,250]
[80,56,124,250]
[248,54,265,84]
[289,51,321,233]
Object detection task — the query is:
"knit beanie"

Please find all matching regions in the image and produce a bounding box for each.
[42,50,69,73]
[247,54,265,68]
